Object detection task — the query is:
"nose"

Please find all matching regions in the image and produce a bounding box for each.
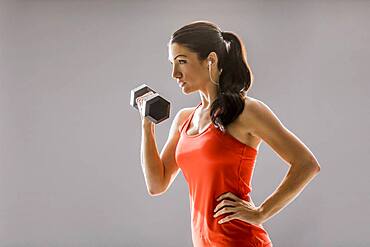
[171,64,182,80]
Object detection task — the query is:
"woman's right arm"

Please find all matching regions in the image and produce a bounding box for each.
[140,107,188,196]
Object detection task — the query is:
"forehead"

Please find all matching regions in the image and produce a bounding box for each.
[168,43,194,61]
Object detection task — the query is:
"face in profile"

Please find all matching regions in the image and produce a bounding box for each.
[168,43,209,94]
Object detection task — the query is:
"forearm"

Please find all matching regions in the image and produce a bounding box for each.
[140,122,165,195]
[259,160,320,223]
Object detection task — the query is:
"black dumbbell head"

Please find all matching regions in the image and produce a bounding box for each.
[142,94,171,124]
[130,84,156,110]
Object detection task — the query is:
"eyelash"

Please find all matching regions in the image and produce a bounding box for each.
[170,60,187,65]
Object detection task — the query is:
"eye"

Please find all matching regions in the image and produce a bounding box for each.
[169,60,187,65]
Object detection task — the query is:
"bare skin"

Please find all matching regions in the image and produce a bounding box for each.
[168,42,260,150]
[137,42,320,226]
[182,96,261,150]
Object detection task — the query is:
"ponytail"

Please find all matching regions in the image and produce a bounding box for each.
[169,21,254,132]
[210,31,254,132]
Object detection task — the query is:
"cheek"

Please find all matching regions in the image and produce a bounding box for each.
[182,67,194,80]
[187,66,206,79]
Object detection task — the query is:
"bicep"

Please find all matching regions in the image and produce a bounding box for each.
[249,100,316,167]
[159,109,186,191]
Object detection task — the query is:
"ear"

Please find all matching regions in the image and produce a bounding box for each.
[207,51,219,67]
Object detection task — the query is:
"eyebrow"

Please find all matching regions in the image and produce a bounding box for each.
[168,54,187,62]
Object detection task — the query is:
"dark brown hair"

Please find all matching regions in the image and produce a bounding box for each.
[168,21,254,132]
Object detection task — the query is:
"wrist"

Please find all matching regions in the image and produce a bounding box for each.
[142,119,154,131]
[257,205,268,224]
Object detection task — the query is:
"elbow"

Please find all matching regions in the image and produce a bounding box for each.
[310,157,321,173]
[310,164,321,181]
[308,160,321,175]
[147,186,165,197]
[302,155,321,174]
[148,190,164,197]
[146,172,168,196]
[148,189,159,196]
[314,163,321,173]
[293,159,321,176]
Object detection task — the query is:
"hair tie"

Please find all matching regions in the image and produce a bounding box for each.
[221,32,231,53]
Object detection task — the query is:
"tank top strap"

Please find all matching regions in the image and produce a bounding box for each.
[179,102,202,134]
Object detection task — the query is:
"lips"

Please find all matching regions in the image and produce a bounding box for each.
[178,81,186,87]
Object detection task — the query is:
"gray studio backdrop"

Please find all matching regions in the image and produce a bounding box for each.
[1,1,369,246]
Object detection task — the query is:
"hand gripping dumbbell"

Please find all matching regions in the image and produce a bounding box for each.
[130,84,170,124]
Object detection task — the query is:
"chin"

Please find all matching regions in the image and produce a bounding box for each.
[182,87,197,95]
[182,90,192,95]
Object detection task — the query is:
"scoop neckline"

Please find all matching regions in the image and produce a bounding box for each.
[184,102,213,137]
[185,121,213,137]
[183,102,258,153]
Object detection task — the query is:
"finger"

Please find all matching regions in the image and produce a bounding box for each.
[136,92,151,104]
[136,92,154,110]
[136,97,144,108]
[214,199,237,213]
[241,199,253,205]
[218,212,239,224]
[216,191,241,202]
[241,196,256,207]
[213,205,238,218]
[141,92,155,100]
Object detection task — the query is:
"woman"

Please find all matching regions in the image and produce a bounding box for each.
[136,21,321,247]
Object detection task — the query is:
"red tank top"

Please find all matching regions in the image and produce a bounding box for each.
[175,102,272,247]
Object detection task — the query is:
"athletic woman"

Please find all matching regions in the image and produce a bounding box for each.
[136,21,321,247]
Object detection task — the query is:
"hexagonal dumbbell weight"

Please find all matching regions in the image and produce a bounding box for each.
[130,84,170,124]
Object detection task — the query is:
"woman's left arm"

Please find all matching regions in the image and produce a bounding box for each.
[247,99,321,224]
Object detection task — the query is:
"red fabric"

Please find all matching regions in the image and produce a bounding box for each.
[175,102,273,247]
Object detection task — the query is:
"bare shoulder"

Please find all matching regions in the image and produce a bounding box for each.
[242,96,321,168]
[243,96,279,122]
[243,96,269,115]
[241,96,275,137]
[174,106,196,132]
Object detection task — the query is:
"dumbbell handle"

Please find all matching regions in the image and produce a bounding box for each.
[130,84,170,124]
[130,83,156,110]
[136,92,159,116]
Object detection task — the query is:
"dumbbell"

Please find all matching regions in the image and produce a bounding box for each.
[130,84,170,124]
